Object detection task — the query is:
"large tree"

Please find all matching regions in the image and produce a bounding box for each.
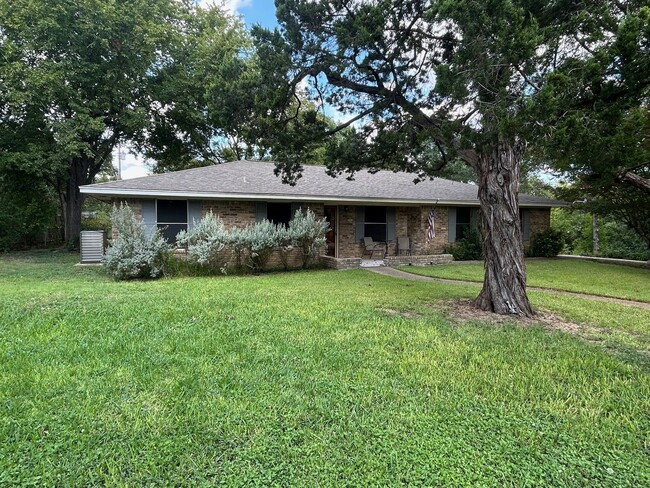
[529,3,650,249]
[256,0,617,316]
[135,5,263,173]
[0,0,248,246]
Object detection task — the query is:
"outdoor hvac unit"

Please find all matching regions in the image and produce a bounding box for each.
[80,230,106,264]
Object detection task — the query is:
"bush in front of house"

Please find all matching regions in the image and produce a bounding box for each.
[175,211,229,274]
[444,226,483,261]
[226,226,249,271]
[288,209,330,268]
[104,203,171,280]
[527,228,565,257]
[242,219,281,272]
[276,224,295,270]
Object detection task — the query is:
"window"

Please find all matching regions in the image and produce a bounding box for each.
[364,206,387,241]
[157,200,187,243]
[267,202,293,226]
[456,207,472,240]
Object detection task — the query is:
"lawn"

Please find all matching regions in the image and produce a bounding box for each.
[1,252,649,486]
[398,258,650,302]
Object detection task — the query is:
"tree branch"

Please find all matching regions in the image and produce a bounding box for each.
[616,166,650,194]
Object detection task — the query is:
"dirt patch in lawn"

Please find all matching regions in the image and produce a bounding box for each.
[439,299,650,365]
[377,307,424,319]
[440,299,604,340]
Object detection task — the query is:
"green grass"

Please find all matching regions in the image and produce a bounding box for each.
[1,251,650,486]
[398,258,650,302]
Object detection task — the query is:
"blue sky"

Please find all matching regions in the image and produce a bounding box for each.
[233,0,278,29]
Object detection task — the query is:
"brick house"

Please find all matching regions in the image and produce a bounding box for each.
[80,160,562,267]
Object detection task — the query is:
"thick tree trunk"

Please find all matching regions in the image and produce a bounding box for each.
[64,159,88,248]
[473,138,533,317]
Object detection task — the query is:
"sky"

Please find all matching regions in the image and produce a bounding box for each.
[117,0,278,179]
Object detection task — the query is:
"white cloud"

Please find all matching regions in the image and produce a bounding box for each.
[197,0,252,15]
[112,146,152,180]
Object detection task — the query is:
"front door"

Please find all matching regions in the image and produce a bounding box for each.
[324,206,337,257]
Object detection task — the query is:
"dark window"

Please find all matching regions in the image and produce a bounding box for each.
[364,206,387,241]
[456,207,472,240]
[267,202,293,226]
[157,200,187,243]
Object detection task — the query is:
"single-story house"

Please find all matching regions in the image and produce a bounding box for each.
[80,160,563,268]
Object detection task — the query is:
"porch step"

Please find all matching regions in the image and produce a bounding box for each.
[360,259,387,268]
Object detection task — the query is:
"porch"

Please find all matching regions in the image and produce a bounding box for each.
[320,254,454,270]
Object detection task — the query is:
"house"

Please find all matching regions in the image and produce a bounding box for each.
[80,160,562,268]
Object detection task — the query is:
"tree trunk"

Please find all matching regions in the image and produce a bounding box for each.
[473,138,533,317]
[64,159,88,248]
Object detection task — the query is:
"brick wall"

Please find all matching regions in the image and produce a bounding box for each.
[338,205,452,258]
[409,206,450,255]
[319,255,362,270]
[111,199,142,240]
[112,198,551,262]
[528,208,551,240]
[384,254,453,266]
[337,206,360,258]
[202,200,256,228]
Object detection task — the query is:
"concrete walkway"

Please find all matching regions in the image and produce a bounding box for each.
[367,266,650,311]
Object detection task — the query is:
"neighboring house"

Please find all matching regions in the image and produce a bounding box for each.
[80,160,562,266]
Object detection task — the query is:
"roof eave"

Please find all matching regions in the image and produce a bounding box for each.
[80,187,564,208]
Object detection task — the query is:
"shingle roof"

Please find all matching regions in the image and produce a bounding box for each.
[80,160,563,207]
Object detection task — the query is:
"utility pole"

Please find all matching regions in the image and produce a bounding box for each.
[115,144,125,180]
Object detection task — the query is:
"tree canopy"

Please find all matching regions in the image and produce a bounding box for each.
[0,0,251,245]
[254,0,634,316]
[529,3,650,249]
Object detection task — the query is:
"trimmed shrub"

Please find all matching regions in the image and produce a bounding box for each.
[243,219,280,272]
[444,226,483,261]
[175,211,229,274]
[227,227,249,271]
[288,209,329,268]
[528,228,564,257]
[104,203,171,280]
[276,224,294,270]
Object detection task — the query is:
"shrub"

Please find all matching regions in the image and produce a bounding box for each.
[275,224,294,270]
[104,203,171,280]
[444,226,483,261]
[243,219,279,272]
[227,227,249,271]
[175,211,229,274]
[81,214,112,234]
[288,209,329,268]
[528,228,564,257]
